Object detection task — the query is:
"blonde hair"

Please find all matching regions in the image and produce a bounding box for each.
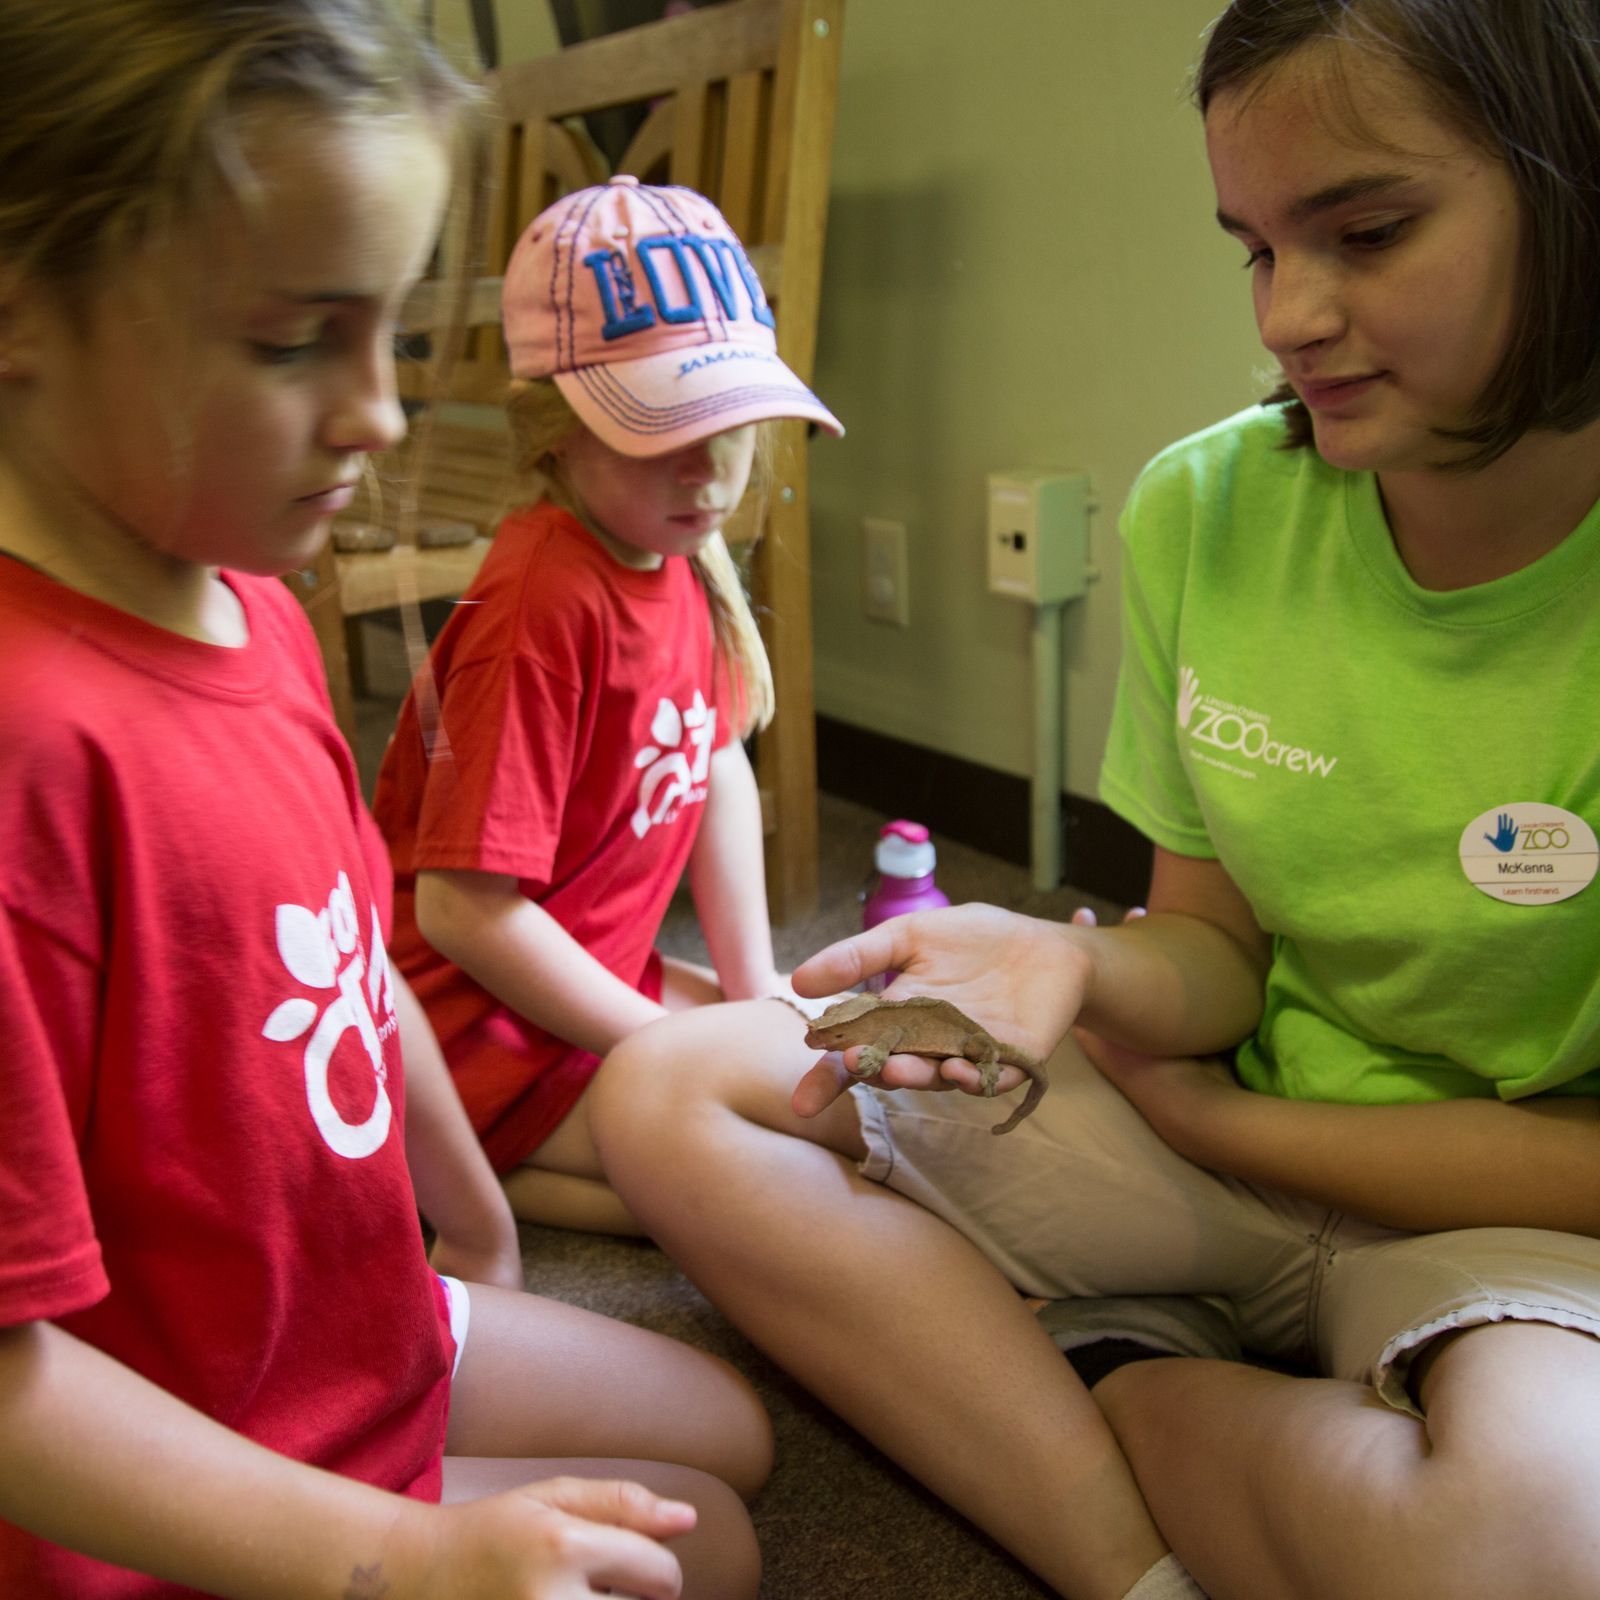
[0,0,473,311]
[506,377,776,735]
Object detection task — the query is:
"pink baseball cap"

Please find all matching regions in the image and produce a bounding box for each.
[502,175,844,457]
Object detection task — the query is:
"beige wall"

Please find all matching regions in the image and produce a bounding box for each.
[471,0,1267,800]
[808,0,1264,797]
[428,0,559,76]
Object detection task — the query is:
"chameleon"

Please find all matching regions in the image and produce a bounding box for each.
[780,993,1047,1136]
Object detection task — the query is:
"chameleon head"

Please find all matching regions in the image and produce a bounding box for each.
[801,993,883,1054]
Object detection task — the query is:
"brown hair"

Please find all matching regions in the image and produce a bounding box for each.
[0,0,473,307]
[506,377,776,735]
[1197,0,1600,468]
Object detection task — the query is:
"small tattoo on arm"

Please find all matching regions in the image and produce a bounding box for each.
[345,1563,391,1599]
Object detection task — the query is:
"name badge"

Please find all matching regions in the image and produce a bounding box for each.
[1459,804,1597,905]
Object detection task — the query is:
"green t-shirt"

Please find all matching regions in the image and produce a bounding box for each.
[1101,405,1600,1105]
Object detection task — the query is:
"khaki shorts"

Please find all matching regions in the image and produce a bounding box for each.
[852,1038,1600,1416]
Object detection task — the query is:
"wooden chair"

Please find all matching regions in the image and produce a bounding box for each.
[305,0,844,922]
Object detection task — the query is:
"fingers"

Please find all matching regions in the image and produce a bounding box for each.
[1071,904,1147,928]
[933,1058,1030,1097]
[791,1048,963,1116]
[791,921,905,998]
[790,1051,858,1117]
[521,1478,694,1598]
[525,1475,698,1537]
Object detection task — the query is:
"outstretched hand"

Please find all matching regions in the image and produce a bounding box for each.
[788,903,1091,1116]
[391,1475,696,1599]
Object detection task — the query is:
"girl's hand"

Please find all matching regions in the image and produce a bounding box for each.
[789,904,1091,1111]
[1076,1030,1246,1168]
[388,1476,695,1599]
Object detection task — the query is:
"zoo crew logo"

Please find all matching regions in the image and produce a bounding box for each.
[1458,804,1599,906]
[1176,667,1339,778]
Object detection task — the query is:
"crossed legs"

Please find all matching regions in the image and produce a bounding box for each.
[589,1000,1174,1600]
[591,998,1600,1600]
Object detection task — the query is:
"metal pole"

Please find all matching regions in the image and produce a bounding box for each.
[1031,600,1065,892]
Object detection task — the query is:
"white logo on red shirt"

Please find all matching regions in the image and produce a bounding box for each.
[261,870,398,1160]
[630,691,715,838]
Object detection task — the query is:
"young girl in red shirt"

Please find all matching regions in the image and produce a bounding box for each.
[374,177,842,1232]
[0,5,768,1595]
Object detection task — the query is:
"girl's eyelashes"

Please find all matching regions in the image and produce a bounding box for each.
[248,320,409,366]
[249,338,320,364]
[1237,217,1410,269]
[1342,217,1409,250]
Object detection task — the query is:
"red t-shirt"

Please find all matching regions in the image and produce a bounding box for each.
[374,503,728,1169]
[0,561,451,1598]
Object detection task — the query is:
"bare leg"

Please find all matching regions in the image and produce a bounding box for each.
[1099,1321,1600,1599]
[501,1104,643,1235]
[500,955,726,1234]
[657,954,723,1010]
[443,1281,772,1598]
[446,1282,771,1493]
[590,1000,1175,1600]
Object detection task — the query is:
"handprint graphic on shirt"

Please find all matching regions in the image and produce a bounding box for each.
[1177,666,1202,729]
[631,691,716,838]
[1484,813,1520,854]
[261,870,397,1159]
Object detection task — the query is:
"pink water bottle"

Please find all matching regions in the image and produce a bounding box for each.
[862,820,950,992]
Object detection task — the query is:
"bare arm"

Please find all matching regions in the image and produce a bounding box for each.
[1088,1037,1600,1235]
[415,870,666,1060]
[1076,852,1600,1236]
[687,741,780,1000]
[1079,846,1270,1054]
[0,1320,695,1600]
[394,973,522,1290]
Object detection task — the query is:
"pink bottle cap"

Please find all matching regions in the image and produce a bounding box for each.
[880,820,930,845]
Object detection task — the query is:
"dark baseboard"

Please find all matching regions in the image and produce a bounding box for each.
[814,715,1152,908]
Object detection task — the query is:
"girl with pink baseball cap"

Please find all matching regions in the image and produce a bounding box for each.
[374,176,842,1233]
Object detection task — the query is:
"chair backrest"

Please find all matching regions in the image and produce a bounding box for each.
[419,0,843,416]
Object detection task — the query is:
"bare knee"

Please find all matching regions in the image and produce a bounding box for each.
[1096,1332,1600,1600]
[695,1353,775,1499]
[589,1015,729,1173]
[648,1464,762,1600]
[1401,1325,1600,1600]
[591,1002,803,1158]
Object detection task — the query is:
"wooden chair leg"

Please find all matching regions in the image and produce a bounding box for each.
[757,431,820,924]
[282,548,359,751]
[344,612,369,699]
